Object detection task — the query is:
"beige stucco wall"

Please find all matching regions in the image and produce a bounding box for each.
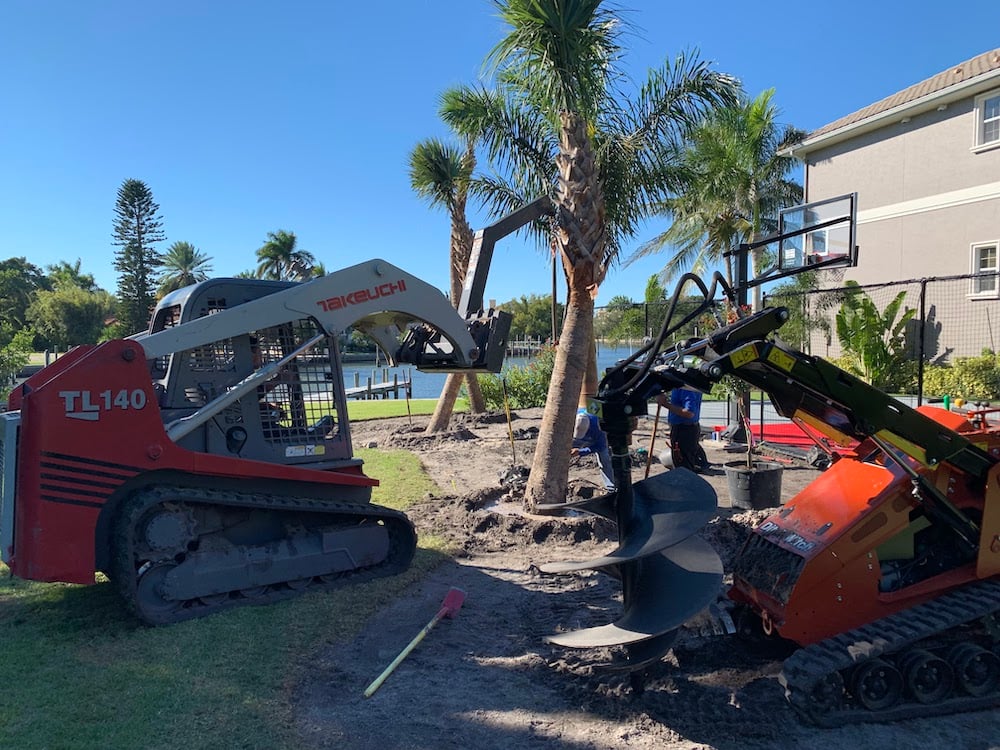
[798,88,1000,362]
[805,91,1000,281]
[805,96,1000,208]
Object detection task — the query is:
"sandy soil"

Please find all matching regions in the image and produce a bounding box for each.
[292,408,1000,750]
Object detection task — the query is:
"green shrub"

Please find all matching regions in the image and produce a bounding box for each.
[0,328,33,401]
[922,363,959,400]
[475,346,556,409]
[923,351,1000,401]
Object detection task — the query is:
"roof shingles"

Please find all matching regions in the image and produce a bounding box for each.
[808,48,1000,139]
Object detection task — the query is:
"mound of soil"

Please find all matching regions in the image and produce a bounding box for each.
[292,409,999,750]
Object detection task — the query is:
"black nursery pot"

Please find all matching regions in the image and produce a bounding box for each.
[723,461,783,510]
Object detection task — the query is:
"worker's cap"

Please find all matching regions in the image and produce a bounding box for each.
[574,413,590,440]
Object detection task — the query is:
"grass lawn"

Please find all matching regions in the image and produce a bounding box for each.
[0,448,442,749]
[346,397,468,421]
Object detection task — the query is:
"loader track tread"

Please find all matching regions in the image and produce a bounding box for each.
[111,484,416,625]
[780,578,1000,726]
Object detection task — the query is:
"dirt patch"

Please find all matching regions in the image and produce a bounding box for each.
[292,409,1000,750]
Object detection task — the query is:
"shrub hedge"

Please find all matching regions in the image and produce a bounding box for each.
[475,346,556,409]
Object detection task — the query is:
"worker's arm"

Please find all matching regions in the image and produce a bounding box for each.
[655,393,694,421]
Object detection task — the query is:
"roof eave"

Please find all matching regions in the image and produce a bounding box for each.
[784,68,1000,159]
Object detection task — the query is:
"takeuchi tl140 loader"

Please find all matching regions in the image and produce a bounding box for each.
[540,270,1000,727]
[0,198,554,626]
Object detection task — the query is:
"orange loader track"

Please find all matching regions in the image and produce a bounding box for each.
[781,578,1000,726]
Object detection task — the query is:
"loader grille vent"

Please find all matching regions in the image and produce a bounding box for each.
[732,533,805,605]
[203,297,226,313]
[189,340,236,373]
[188,300,236,373]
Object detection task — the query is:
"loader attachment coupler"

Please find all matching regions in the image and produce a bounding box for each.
[395,308,512,374]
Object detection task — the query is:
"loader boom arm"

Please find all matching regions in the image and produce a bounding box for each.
[134,259,489,369]
[134,197,554,372]
[680,308,993,479]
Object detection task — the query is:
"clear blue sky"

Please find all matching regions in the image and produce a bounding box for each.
[3,1,999,307]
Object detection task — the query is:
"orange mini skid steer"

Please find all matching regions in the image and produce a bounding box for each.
[548,283,1000,727]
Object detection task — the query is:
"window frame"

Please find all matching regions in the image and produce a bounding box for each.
[969,240,1000,299]
[972,88,1000,153]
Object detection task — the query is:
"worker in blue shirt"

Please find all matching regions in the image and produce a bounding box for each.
[656,386,708,473]
[572,409,615,491]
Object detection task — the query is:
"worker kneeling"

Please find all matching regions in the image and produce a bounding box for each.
[571,410,615,491]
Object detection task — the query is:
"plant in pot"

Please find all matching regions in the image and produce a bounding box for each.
[717,377,784,510]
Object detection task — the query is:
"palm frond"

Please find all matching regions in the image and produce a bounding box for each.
[409,138,470,211]
[443,84,557,189]
[487,0,624,120]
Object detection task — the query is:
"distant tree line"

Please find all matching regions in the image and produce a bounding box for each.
[0,177,327,392]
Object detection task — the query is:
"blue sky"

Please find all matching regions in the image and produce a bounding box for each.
[3,1,999,308]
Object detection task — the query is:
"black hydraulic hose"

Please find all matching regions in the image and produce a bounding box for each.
[601,273,711,397]
[600,271,739,399]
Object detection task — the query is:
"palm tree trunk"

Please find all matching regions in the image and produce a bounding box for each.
[426,192,478,433]
[465,373,486,412]
[580,334,599,406]
[524,278,595,511]
[524,111,606,511]
[426,373,465,432]
[751,247,764,311]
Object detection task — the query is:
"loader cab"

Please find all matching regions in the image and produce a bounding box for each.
[146,278,355,468]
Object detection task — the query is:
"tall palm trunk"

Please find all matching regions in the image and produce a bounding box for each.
[466,373,485,411]
[580,325,599,405]
[524,112,606,510]
[427,189,485,432]
[524,281,595,509]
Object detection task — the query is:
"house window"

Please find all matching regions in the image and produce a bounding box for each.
[970,242,999,298]
[974,90,1000,150]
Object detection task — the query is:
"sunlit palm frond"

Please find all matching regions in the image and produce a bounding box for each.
[255,230,314,281]
[158,241,213,295]
[442,84,556,188]
[409,138,470,212]
[487,0,623,120]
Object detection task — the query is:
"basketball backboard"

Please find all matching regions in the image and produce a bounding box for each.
[777,192,857,272]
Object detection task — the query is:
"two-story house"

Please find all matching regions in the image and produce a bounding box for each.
[786,48,1000,359]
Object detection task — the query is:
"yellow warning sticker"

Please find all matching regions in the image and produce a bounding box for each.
[766,347,796,373]
[729,345,758,369]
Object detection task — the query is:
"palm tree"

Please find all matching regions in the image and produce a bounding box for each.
[256,230,316,281]
[630,89,804,301]
[158,241,213,295]
[47,259,98,292]
[409,134,489,431]
[457,0,737,509]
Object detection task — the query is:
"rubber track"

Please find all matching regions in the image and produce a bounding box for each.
[112,484,416,625]
[780,578,1000,726]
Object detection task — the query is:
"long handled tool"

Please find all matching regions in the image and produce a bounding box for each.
[501,377,517,464]
[363,587,467,698]
[644,401,662,479]
[404,371,413,425]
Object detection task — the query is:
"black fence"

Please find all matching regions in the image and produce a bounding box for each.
[593,271,1000,404]
[765,271,1000,403]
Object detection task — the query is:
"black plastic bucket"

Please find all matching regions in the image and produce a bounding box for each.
[724,461,783,510]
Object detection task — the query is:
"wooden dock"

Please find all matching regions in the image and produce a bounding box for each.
[344,368,412,400]
[506,338,549,357]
